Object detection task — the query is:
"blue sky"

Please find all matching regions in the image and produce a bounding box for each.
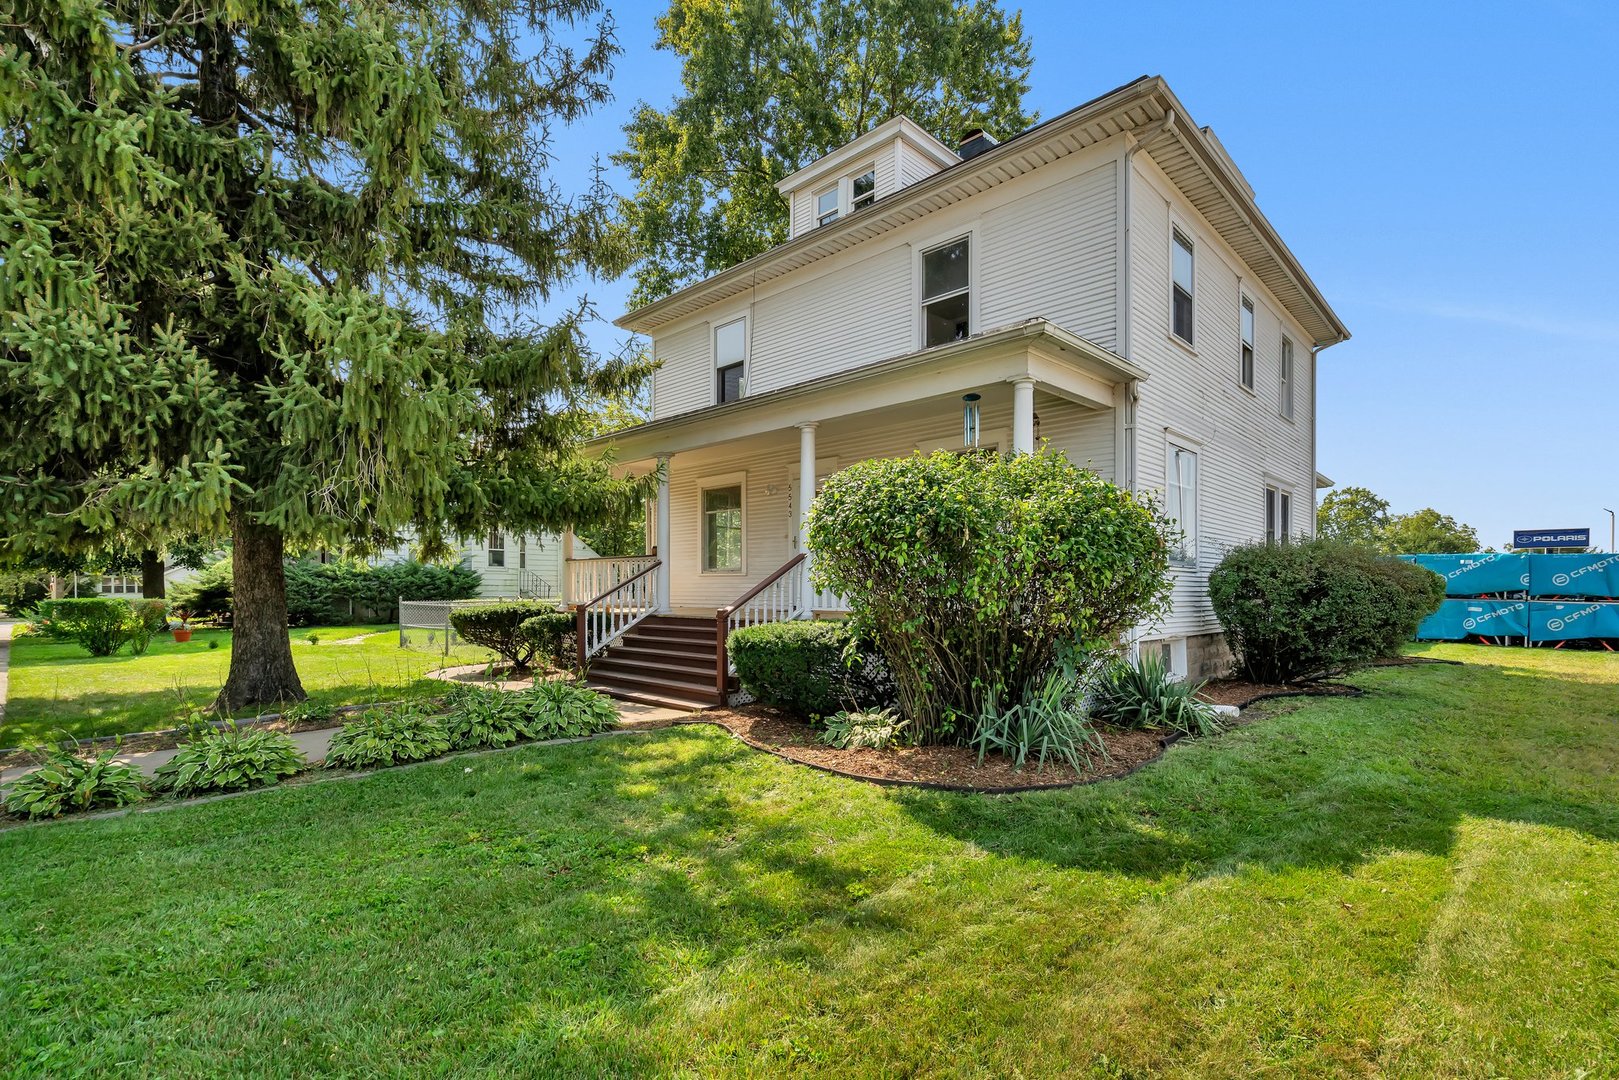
[546,0,1618,550]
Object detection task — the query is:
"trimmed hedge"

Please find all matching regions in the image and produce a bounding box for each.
[450,601,568,671]
[32,598,135,656]
[728,620,894,720]
[169,557,482,625]
[1208,538,1445,683]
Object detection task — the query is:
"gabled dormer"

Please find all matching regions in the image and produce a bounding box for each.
[776,115,962,239]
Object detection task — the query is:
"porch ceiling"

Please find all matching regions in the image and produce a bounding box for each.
[591,319,1144,463]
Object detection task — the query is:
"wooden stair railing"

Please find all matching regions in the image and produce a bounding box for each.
[714,553,807,702]
[574,558,663,671]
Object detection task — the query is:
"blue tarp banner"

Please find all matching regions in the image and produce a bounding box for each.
[1529,601,1619,641]
[1404,553,1530,596]
[1416,599,1529,641]
[1528,553,1619,599]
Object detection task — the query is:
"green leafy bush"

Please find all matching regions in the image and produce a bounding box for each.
[283,699,337,726]
[518,609,575,670]
[1091,653,1224,737]
[728,620,894,719]
[450,601,565,671]
[519,680,619,738]
[154,724,307,795]
[125,599,168,656]
[171,557,482,625]
[4,746,146,819]
[817,708,907,750]
[1209,539,1446,684]
[324,707,451,769]
[168,560,234,621]
[441,685,533,749]
[969,668,1105,772]
[807,449,1173,742]
[33,598,132,656]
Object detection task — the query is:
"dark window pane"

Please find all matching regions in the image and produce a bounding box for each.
[924,292,970,347]
[922,238,970,300]
[717,362,744,403]
[1172,286,1194,343]
[852,170,875,208]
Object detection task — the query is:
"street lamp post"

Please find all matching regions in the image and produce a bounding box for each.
[1606,507,1615,554]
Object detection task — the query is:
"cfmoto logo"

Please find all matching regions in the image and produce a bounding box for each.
[1548,618,1565,632]
[1462,617,1477,630]
[1552,573,1571,586]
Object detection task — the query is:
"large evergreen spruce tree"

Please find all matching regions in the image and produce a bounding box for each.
[1,0,647,708]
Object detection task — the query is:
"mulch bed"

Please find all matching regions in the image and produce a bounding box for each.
[693,705,1170,792]
[1196,679,1362,708]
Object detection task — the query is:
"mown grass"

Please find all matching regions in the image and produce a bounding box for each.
[2,644,1616,1076]
[1,625,496,746]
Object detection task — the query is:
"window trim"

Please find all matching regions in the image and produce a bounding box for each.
[1164,435,1200,568]
[1279,335,1296,421]
[699,473,747,575]
[916,230,975,350]
[487,529,506,568]
[1265,483,1295,544]
[850,165,877,211]
[814,185,840,228]
[714,316,748,404]
[1170,226,1196,346]
[1239,295,1256,392]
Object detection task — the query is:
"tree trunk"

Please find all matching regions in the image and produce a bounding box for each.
[140,549,166,599]
[216,514,305,711]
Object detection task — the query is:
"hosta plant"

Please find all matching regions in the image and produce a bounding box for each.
[1091,652,1225,737]
[324,707,451,769]
[4,746,146,819]
[154,724,307,796]
[442,685,533,750]
[817,708,907,750]
[519,680,619,739]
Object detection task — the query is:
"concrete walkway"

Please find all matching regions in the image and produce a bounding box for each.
[0,620,14,726]
[0,699,688,788]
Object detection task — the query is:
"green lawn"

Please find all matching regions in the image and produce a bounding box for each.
[3,644,1617,1076]
[1,625,497,746]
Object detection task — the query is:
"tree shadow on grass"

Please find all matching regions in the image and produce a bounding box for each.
[889,655,1619,881]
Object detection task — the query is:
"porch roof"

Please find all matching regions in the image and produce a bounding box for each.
[590,319,1146,462]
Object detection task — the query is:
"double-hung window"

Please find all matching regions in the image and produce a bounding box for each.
[487,530,505,568]
[1167,444,1199,565]
[1279,337,1295,420]
[1265,486,1293,543]
[921,236,971,347]
[1171,229,1195,344]
[1239,297,1256,390]
[851,168,876,210]
[518,536,527,570]
[715,317,746,404]
[702,486,743,572]
[105,576,139,595]
[815,187,840,227]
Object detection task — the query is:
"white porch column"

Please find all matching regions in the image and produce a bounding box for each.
[1011,377,1036,454]
[654,453,672,612]
[797,423,817,607]
[561,528,575,606]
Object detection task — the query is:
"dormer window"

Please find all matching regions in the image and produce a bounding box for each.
[851,169,875,210]
[815,187,840,227]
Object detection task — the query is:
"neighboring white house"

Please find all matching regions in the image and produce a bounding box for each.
[571,75,1349,707]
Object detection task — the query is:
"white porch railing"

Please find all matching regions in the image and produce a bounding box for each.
[808,584,850,613]
[574,559,662,668]
[724,553,808,636]
[568,555,657,606]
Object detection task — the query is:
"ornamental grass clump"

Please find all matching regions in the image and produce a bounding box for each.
[807,449,1174,744]
[1092,652,1224,737]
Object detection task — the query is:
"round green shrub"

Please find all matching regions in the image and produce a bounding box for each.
[806,449,1174,742]
[450,601,566,671]
[518,609,575,670]
[1208,538,1445,684]
[727,620,894,720]
[33,598,131,656]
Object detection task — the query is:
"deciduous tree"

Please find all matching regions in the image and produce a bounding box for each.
[616,0,1036,304]
[1,0,648,709]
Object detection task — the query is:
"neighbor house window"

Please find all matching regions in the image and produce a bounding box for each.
[702,486,743,572]
[815,186,840,227]
[715,317,746,403]
[921,236,970,347]
[104,576,139,595]
[518,536,527,569]
[1171,228,1195,344]
[851,168,876,210]
[1279,337,1295,420]
[1265,485,1293,543]
[488,530,505,568]
[1167,444,1198,564]
[1239,297,1256,390]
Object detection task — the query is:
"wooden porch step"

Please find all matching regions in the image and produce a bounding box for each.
[583,681,718,713]
[590,652,715,682]
[586,667,727,707]
[615,632,718,657]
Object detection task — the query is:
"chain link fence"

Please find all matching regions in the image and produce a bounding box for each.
[397,598,510,657]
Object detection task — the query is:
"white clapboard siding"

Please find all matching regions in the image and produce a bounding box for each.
[979,160,1118,348]
[651,320,712,418]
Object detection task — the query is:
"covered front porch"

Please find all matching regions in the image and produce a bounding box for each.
[566,321,1145,706]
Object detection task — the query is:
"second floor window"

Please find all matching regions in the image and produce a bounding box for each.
[1167,444,1198,565]
[1172,229,1195,344]
[488,530,505,568]
[1279,337,1295,420]
[816,187,839,227]
[715,317,746,403]
[1240,297,1256,390]
[922,236,971,347]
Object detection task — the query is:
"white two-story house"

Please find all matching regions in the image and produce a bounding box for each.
[570,76,1349,709]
